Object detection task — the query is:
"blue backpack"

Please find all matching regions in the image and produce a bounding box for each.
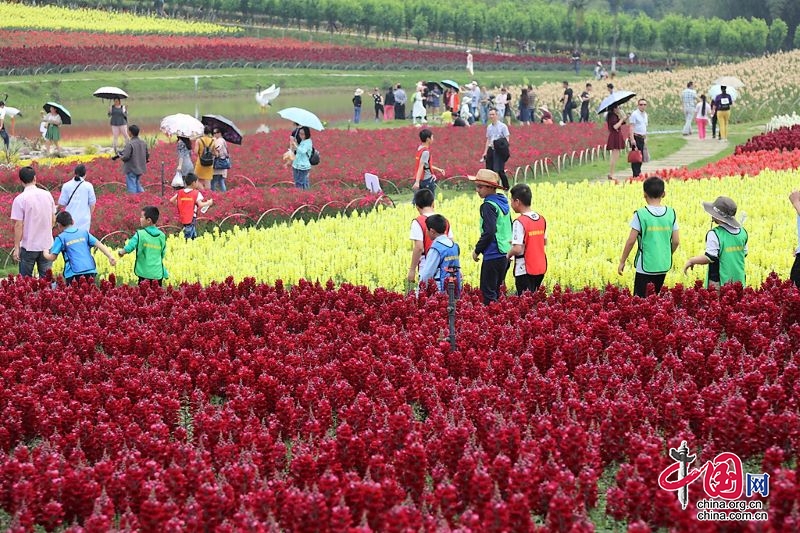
[431,240,462,297]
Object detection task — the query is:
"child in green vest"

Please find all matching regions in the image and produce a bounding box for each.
[683,196,747,288]
[618,176,680,297]
[468,169,511,304]
[117,205,168,286]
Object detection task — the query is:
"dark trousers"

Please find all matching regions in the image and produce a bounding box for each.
[480,257,509,304]
[138,277,164,286]
[19,248,52,278]
[562,107,574,123]
[791,254,800,288]
[485,148,509,189]
[632,134,645,177]
[633,272,666,297]
[711,114,718,138]
[0,128,8,149]
[515,274,544,294]
[579,109,589,123]
[394,103,405,120]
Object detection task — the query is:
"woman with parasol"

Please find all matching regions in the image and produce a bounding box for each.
[44,106,63,154]
[109,98,129,151]
[606,103,627,179]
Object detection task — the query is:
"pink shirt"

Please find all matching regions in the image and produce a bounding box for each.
[11,185,55,251]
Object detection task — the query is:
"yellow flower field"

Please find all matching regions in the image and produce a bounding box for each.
[76,168,800,291]
[0,4,235,35]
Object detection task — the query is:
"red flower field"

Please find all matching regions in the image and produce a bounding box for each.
[0,277,798,530]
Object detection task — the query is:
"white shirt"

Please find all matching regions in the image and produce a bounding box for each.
[486,121,509,143]
[706,224,747,259]
[410,214,454,271]
[628,109,648,136]
[695,101,711,120]
[511,212,546,276]
[58,178,97,232]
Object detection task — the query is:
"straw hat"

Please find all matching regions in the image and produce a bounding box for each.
[354,88,364,96]
[468,169,504,189]
[702,196,740,228]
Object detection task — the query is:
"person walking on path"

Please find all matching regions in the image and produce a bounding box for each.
[117,124,149,194]
[606,104,627,179]
[713,86,733,141]
[108,98,129,152]
[579,83,592,123]
[695,94,711,140]
[393,84,407,120]
[372,88,384,121]
[58,164,96,232]
[628,98,649,178]
[44,106,62,154]
[469,169,511,305]
[681,81,697,136]
[352,88,363,124]
[11,166,55,278]
[481,108,511,189]
[194,127,214,190]
[560,81,575,124]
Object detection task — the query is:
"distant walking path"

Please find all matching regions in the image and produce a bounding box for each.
[612,136,729,179]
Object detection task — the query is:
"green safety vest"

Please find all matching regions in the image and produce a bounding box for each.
[483,199,512,255]
[634,206,676,274]
[133,228,167,280]
[706,226,747,287]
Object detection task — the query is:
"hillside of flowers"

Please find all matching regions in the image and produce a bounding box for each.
[0,276,798,531]
[0,4,235,35]
[533,50,800,124]
[0,124,606,249]
[0,29,595,72]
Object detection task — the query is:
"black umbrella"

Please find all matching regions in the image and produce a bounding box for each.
[425,81,443,93]
[201,114,242,145]
[43,102,72,125]
[596,91,636,115]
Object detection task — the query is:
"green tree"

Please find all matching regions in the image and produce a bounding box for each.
[685,18,707,57]
[767,18,788,51]
[704,17,724,56]
[631,14,655,54]
[411,13,428,44]
[539,11,561,53]
[658,14,689,62]
[745,17,769,54]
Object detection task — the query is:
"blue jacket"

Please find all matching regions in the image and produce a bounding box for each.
[50,227,98,278]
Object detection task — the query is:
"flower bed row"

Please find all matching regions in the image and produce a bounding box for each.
[0,277,798,530]
[0,29,609,72]
[736,124,800,153]
[0,4,235,35]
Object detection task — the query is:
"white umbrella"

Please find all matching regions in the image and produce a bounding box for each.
[277,107,324,131]
[708,85,738,102]
[712,76,745,89]
[3,106,21,117]
[160,113,204,138]
[94,86,129,99]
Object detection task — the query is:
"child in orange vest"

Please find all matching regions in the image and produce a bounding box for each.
[507,183,547,294]
[169,173,213,240]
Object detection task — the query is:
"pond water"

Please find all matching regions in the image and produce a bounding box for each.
[8,89,367,142]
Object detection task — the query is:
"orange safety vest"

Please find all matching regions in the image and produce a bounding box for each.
[177,189,200,225]
[517,213,547,275]
[414,145,431,183]
[415,214,450,255]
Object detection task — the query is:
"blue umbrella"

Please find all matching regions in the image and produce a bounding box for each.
[277,107,324,131]
[596,90,636,114]
[441,80,460,91]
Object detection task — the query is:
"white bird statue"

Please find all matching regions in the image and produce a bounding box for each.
[255,84,281,112]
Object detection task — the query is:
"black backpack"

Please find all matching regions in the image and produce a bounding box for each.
[309,147,320,166]
[199,140,214,167]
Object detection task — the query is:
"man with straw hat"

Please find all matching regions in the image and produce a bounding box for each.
[683,196,748,288]
[469,169,511,304]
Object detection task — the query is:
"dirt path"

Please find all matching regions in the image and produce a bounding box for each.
[611,135,729,179]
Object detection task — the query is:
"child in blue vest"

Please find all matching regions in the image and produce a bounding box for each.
[44,211,117,285]
[618,176,680,297]
[684,196,747,288]
[418,214,462,295]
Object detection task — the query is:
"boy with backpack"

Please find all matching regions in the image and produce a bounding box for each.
[418,214,462,295]
[618,176,679,297]
[43,211,117,285]
[117,205,168,286]
[407,188,452,287]
[169,173,213,240]
[506,184,547,294]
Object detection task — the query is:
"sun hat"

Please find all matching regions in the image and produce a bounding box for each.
[702,196,740,228]
[468,169,504,189]
[539,104,550,112]
[354,88,364,96]
[466,49,471,53]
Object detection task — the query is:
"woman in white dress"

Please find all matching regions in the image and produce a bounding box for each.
[412,88,427,125]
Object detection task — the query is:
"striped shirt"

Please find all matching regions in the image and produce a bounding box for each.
[681,88,697,111]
